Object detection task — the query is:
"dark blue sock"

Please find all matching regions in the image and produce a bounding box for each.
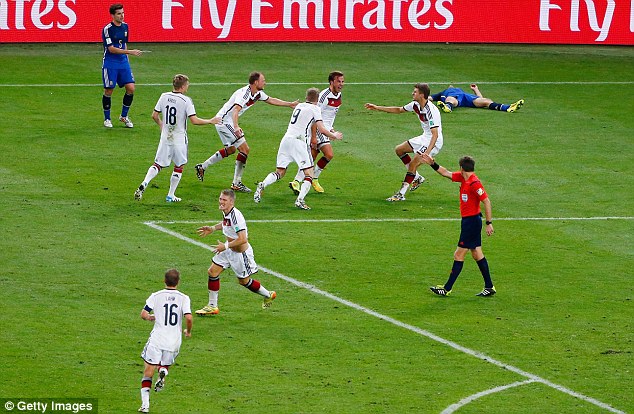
[444,260,464,291]
[477,257,493,288]
[488,102,509,111]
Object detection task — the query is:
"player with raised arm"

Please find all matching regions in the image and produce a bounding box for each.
[101,3,142,128]
[420,154,496,297]
[194,72,299,193]
[289,71,344,194]
[195,189,276,316]
[365,83,443,201]
[138,269,192,413]
[254,87,343,210]
[134,74,219,203]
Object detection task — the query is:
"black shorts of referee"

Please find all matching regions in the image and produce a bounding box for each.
[458,214,482,249]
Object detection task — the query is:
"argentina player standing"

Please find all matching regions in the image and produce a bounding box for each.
[101,3,143,128]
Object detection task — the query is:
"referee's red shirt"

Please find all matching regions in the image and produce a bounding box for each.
[452,172,488,217]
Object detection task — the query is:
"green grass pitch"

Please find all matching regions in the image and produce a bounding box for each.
[0,43,632,413]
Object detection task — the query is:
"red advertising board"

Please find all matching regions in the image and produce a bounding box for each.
[0,0,632,45]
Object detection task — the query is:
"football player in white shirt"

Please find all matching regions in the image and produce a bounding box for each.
[134,74,219,203]
[289,71,344,194]
[194,189,276,316]
[139,269,192,413]
[365,83,444,201]
[195,72,299,193]
[253,88,343,210]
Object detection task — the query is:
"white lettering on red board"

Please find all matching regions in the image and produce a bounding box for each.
[539,0,617,41]
[0,0,76,30]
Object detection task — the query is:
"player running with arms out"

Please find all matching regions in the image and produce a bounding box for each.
[254,87,343,210]
[101,3,143,128]
[289,71,345,194]
[194,72,299,193]
[365,83,443,201]
[420,154,496,297]
[195,189,276,316]
[134,74,220,203]
[138,269,192,413]
[430,84,524,113]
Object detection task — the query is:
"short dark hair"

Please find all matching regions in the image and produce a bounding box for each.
[328,71,344,82]
[173,74,189,89]
[459,156,476,172]
[164,268,180,287]
[306,87,320,102]
[109,3,123,15]
[249,72,262,85]
[414,83,430,99]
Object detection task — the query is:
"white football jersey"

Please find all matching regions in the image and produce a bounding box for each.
[216,85,270,125]
[154,92,196,145]
[318,87,341,129]
[402,100,443,142]
[222,207,248,240]
[144,289,191,352]
[284,102,323,143]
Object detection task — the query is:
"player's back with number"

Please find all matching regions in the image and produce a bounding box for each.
[154,92,196,143]
[285,102,322,141]
[145,289,191,351]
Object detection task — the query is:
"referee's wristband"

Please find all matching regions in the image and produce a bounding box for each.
[431,162,440,171]
[486,221,493,225]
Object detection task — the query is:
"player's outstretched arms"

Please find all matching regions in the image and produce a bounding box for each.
[364,103,404,113]
[190,115,220,125]
[197,226,214,237]
[422,154,452,179]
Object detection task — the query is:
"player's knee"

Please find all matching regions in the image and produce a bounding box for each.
[453,249,467,261]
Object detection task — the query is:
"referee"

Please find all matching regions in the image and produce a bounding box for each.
[421,154,496,297]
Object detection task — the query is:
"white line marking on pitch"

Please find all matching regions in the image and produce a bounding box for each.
[143,221,626,414]
[148,216,634,225]
[441,379,537,414]
[4,81,634,87]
